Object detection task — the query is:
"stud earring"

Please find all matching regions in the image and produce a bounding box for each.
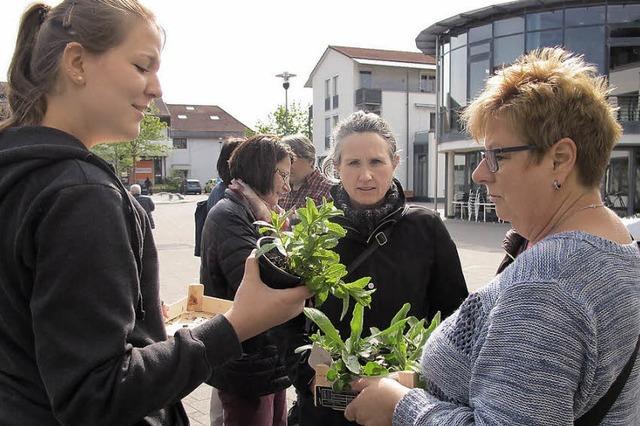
[553,179,562,191]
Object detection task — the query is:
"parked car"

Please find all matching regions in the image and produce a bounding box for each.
[204,178,216,194]
[181,179,202,195]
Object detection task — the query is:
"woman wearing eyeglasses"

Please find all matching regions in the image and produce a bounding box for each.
[343,48,640,426]
[199,134,295,426]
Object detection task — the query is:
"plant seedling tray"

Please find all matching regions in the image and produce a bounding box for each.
[164,283,232,336]
[313,363,417,411]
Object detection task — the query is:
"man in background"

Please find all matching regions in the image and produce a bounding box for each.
[130,184,155,229]
[279,134,332,210]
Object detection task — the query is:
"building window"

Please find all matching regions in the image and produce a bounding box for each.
[429,112,436,131]
[526,29,563,52]
[324,79,331,111]
[526,10,563,31]
[332,76,339,109]
[440,47,450,132]
[153,158,163,183]
[469,23,492,43]
[494,16,524,37]
[565,26,606,73]
[449,46,466,131]
[450,32,467,50]
[324,118,331,149]
[173,138,187,149]
[332,115,339,130]
[469,53,490,101]
[494,34,524,69]
[565,6,605,27]
[420,74,436,93]
[608,4,640,24]
[359,71,372,89]
[454,152,481,195]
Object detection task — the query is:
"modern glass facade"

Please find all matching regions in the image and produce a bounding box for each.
[430,1,640,216]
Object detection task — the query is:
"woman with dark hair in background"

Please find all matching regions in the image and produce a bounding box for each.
[195,138,243,258]
[200,135,296,426]
[0,2,308,424]
[207,138,243,210]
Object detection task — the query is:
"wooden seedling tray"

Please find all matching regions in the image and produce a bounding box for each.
[164,284,232,336]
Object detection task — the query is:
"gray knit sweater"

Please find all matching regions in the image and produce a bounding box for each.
[394,231,640,425]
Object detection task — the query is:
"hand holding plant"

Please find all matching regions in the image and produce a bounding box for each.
[255,198,374,319]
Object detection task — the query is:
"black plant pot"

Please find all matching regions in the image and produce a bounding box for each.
[256,236,303,289]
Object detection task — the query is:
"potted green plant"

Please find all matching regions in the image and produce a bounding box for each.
[300,303,441,410]
[255,198,374,317]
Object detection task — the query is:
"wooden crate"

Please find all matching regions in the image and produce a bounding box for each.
[164,284,233,336]
[313,364,417,411]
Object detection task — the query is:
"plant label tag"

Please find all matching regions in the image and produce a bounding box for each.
[308,342,332,369]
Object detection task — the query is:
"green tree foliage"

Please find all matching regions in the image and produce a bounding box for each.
[92,106,169,182]
[250,102,311,138]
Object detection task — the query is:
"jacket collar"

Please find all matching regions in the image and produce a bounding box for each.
[223,188,258,223]
[331,178,407,242]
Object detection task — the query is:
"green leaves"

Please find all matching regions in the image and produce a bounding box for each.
[362,361,388,376]
[92,103,168,179]
[252,102,312,139]
[254,198,374,315]
[349,303,364,343]
[254,199,443,393]
[304,308,345,351]
[305,302,443,392]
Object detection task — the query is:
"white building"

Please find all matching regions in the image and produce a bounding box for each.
[163,104,250,185]
[305,45,442,200]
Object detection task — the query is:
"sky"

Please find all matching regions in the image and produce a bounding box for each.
[1,0,511,128]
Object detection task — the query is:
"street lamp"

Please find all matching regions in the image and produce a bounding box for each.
[276,71,296,113]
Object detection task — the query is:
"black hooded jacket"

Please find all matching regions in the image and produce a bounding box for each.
[0,127,241,425]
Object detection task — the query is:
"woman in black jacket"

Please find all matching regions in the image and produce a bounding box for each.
[200,135,296,426]
[290,111,469,426]
[0,2,308,424]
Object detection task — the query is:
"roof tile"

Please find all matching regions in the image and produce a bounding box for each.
[330,45,435,65]
[166,104,250,133]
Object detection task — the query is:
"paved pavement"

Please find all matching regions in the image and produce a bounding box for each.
[150,195,511,425]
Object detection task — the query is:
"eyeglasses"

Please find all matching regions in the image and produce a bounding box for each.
[480,145,535,173]
[275,168,290,182]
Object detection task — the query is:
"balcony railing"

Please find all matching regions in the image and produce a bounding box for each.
[613,94,639,123]
[611,94,640,134]
[355,88,382,107]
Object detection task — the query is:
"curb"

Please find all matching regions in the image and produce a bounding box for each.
[154,198,196,205]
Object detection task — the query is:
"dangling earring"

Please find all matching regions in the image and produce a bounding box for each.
[553,179,562,191]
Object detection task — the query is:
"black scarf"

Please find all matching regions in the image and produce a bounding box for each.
[333,182,403,236]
